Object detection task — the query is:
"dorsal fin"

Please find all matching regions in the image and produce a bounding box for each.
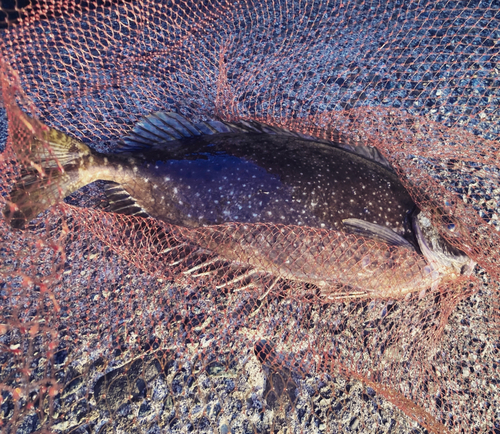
[116,111,322,153]
[326,128,394,171]
[338,141,393,171]
[117,111,394,172]
[104,183,149,217]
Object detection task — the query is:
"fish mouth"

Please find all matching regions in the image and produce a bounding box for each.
[413,211,476,278]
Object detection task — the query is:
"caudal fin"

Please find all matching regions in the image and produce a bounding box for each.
[3,106,93,228]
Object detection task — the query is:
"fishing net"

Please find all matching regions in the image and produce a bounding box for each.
[0,0,499,433]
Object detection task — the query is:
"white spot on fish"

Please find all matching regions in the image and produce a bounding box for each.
[362,256,371,267]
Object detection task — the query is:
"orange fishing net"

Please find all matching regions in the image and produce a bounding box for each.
[0,1,499,433]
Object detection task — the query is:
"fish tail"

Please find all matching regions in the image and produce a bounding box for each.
[3,105,94,228]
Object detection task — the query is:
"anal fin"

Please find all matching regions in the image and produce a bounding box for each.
[104,183,150,217]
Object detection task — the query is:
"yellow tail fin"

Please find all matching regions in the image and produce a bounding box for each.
[3,106,92,228]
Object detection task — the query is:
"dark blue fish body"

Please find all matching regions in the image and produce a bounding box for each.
[118,129,416,242]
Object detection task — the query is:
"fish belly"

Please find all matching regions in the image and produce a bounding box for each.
[188,222,438,299]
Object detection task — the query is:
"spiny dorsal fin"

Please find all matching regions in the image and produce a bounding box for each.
[117,111,320,153]
[118,111,207,152]
[342,218,415,249]
[118,111,394,173]
[104,183,149,217]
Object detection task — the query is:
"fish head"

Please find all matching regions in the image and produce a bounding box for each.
[413,211,476,278]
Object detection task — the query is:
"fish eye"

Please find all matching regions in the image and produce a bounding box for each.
[439,215,461,237]
[460,264,472,275]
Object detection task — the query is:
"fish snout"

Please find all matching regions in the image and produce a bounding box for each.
[413,211,476,279]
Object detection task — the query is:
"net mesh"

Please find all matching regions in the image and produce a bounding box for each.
[0,0,499,433]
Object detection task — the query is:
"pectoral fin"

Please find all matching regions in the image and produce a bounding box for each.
[342,218,415,250]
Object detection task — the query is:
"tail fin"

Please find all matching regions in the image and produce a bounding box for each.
[3,106,93,228]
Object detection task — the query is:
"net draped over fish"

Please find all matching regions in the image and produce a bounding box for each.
[0,0,499,433]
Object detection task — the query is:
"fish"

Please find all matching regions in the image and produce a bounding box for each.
[2,105,475,298]
[2,106,418,236]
